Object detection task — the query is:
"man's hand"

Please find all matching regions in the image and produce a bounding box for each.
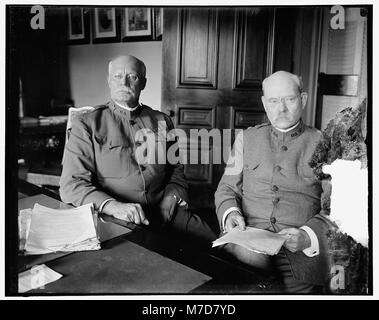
[159,195,178,223]
[102,200,149,225]
[278,228,311,252]
[224,211,246,233]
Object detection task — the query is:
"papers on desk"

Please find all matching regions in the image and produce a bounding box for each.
[212,227,288,255]
[24,203,100,255]
[19,264,62,293]
[19,208,33,251]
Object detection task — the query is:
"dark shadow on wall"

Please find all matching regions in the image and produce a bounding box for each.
[9,6,73,117]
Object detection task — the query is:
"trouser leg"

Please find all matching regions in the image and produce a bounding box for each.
[272,249,315,294]
[223,243,272,270]
[168,206,219,243]
[219,244,316,293]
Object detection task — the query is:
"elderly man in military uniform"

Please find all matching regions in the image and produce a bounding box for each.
[60,55,217,243]
[215,71,333,293]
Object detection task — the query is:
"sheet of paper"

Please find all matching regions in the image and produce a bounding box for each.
[212,227,288,255]
[18,264,63,293]
[19,208,33,251]
[25,203,100,255]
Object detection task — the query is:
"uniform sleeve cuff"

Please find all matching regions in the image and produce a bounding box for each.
[300,225,319,257]
[164,184,189,204]
[99,198,115,213]
[222,207,241,232]
[98,198,116,223]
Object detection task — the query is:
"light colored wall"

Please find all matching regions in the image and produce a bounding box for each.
[68,41,162,110]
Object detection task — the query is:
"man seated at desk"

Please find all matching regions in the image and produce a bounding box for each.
[60,55,217,243]
[215,71,333,293]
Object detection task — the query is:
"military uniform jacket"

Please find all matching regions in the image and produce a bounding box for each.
[60,101,188,216]
[214,120,333,285]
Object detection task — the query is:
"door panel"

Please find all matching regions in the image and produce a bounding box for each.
[176,104,216,129]
[177,9,219,88]
[233,8,273,90]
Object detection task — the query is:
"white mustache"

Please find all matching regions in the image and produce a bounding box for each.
[117,88,133,93]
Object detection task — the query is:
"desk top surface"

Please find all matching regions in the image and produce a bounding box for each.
[17,183,283,295]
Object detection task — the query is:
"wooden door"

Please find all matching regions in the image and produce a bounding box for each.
[162,7,296,210]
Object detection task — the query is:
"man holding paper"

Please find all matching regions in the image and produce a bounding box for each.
[214,71,333,293]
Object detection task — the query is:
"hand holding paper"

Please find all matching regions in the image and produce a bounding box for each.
[212,226,288,255]
[278,227,311,253]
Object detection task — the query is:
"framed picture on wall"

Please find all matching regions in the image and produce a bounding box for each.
[92,7,120,43]
[122,7,153,42]
[153,8,163,40]
[67,7,90,44]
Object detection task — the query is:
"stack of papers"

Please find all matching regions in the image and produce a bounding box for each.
[24,203,100,255]
[212,227,288,255]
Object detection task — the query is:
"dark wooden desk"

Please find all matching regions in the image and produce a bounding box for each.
[18,181,284,295]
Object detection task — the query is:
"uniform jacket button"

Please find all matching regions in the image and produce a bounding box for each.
[281,145,288,151]
[271,185,279,192]
[270,217,277,224]
[272,197,280,205]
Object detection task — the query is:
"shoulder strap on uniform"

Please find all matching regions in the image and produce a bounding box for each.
[254,122,270,129]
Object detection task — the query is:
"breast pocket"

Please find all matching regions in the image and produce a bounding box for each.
[242,163,261,192]
[94,135,132,179]
[298,163,317,182]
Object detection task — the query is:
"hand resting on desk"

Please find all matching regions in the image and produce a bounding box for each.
[102,200,149,226]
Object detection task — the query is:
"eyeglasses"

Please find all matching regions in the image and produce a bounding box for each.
[266,95,300,107]
[113,73,141,83]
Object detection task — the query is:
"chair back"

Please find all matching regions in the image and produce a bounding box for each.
[62,106,94,164]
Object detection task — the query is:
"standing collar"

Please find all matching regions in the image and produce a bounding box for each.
[270,119,305,143]
[108,100,144,120]
[113,100,142,111]
[274,121,300,133]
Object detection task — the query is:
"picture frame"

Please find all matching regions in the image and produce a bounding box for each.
[122,8,153,42]
[153,8,163,40]
[67,7,90,45]
[92,7,120,43]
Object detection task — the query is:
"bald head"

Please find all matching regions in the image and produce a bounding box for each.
[262,71,303,96]
[261,71,307,130]
[107,55,147,108]
[108,55,146,79]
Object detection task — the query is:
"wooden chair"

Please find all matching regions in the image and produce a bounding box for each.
[61,106,94,164]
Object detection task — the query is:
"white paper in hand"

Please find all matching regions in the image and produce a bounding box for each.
[212,226,288,255]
